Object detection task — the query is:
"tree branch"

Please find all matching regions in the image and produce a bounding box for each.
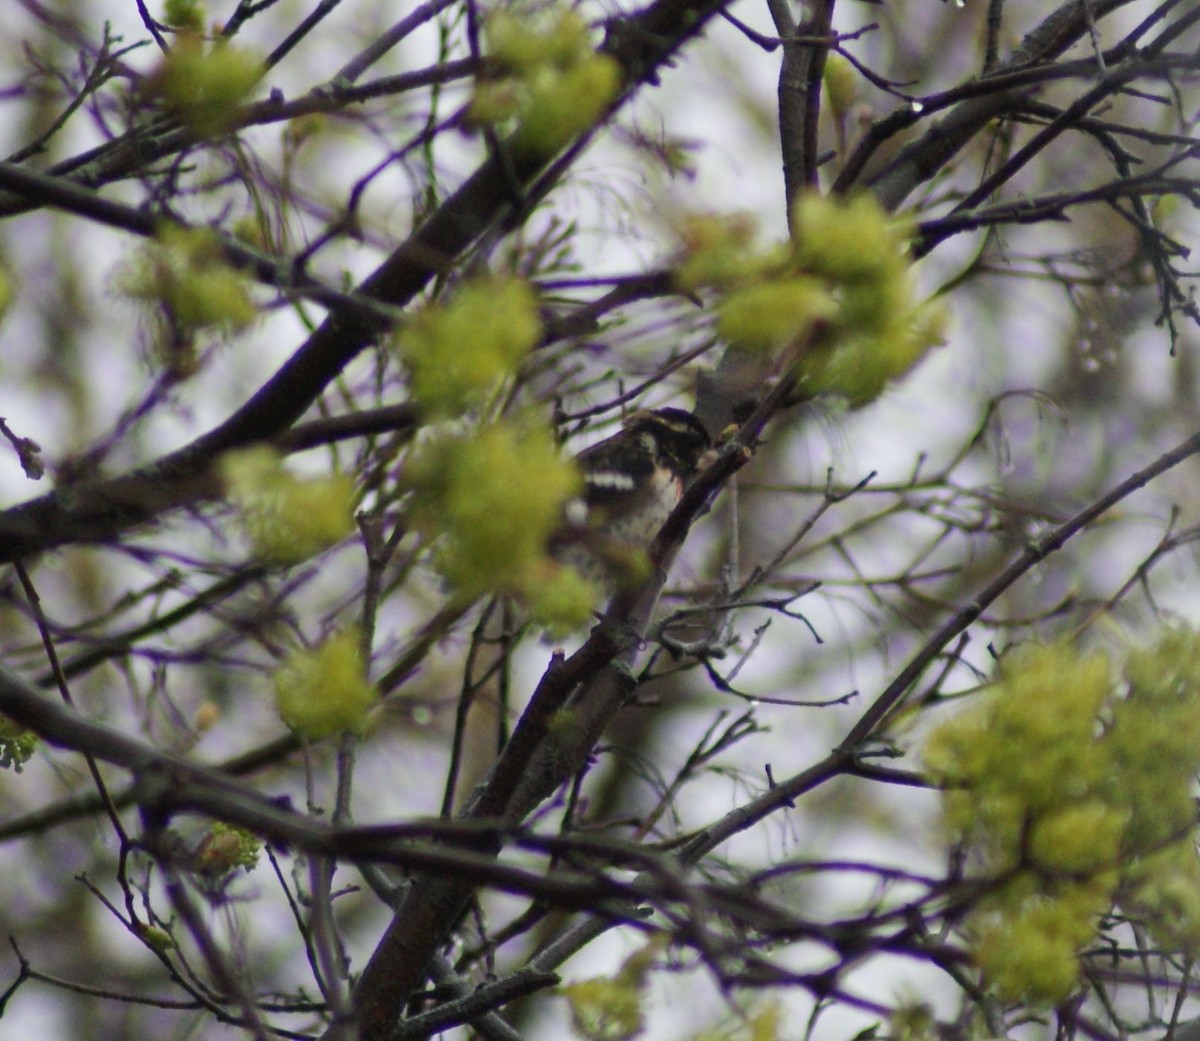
[776,0,834,218]
[860,0,1142,209]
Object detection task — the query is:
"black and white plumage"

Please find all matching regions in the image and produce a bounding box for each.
[554,408,712,583]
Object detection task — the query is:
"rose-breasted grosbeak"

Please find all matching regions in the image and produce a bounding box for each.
[553,407,712,584]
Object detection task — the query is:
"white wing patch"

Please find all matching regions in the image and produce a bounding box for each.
[586,471,636,491]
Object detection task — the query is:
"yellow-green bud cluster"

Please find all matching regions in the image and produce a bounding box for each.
[0,714,37,771]
[469,7,621,158]
[272,628,377,739]
[673,213,774,290]
[397,277,540,415]
[1106,628,1200,951]
[675,192,946,405]
[923,631,1200,1004]
[562,975,643,1041]
[220,445,356,565]
[150,34,262,136]
[405,416,595,631]
[398,276,596,628]
[197,821,262,874]
[561,938,664,1041]
[118,225,256,372]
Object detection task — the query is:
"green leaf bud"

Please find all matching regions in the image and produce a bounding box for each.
[135,923,176,953]
[220,446,356,564]
[1027,801,1127,875]
[486,9,592,73]
[467,80,525,127]
[398,277,541,413]
[672,212,775,291]
[197,821,262,875]
[151,36,263,136]
[822,53,857,123]
[716,277,837,351]
[512,55,621,157]
[273,628,377,739]
[526,562,600,636]
[792,191,913,284]
[1125,845,1200,952]
[562,976,643,1041]
[0,714,37,771]
[118,225,256,349]
[406,417,583,599]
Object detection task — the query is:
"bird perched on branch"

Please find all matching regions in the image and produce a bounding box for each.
[553,407,712,586]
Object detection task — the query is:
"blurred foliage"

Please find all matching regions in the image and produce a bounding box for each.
[927,631,1200,1003]
[272,627,377,739]
[221,445,356,564]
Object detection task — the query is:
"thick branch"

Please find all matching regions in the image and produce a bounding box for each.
[777,0,835,218]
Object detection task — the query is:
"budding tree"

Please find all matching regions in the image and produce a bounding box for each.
[0,1,1198,1040]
